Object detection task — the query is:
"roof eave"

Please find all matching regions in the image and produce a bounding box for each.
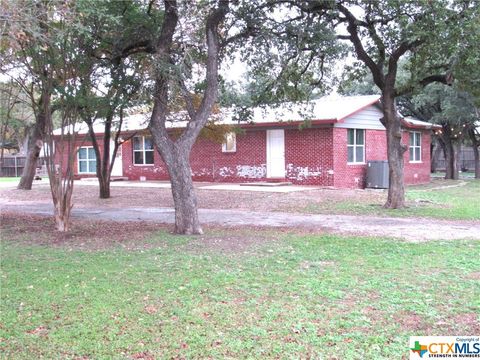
[238,119,337,128]
[401,119,442,130]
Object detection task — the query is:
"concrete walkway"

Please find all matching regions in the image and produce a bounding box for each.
[2,203,478,242]
[76,179,320,193]
[1,179,321,193]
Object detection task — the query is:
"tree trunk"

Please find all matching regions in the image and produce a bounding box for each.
[473,144,480,179]
[99,176,111,198]
[55,217,68,232]
[53,199,72,232]
[85,117,113,199]
[0,145,4,177]
[467,127,479,179]
[46,117,75,233]
[17,106,47,190]
[150,124,203,235]
[50,181,74,232]
[455,142,462,174]
[444,141,453,179]
[0,110,9,177]
[382,92,407,209]
[99,117,112,199]
[166,145,202,235]
[444,141,459,180]
[430,138,442,173]
[441,125,459,180]
[147,0,228,234]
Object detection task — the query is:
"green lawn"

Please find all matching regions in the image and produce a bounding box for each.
[1,225,478,359]
[328,180,480,220]
[0,177,20,183]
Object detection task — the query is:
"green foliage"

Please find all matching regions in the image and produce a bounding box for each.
[0,82,34,151]
[337,71,380,96]
[452,10,480,106]
[403,0,479,96]
[319,0,476,99]
[232,1,345,106]
[68,0,154,124]
[1,1,90,126]
[413,84,477,126]
[398,83,478,150]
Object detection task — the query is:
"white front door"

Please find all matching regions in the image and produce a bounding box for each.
[110,141,123,176]
[266,129,285,178]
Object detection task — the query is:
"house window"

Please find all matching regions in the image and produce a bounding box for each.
[78,146,96,173]
[347,129,365,164]
[409,131,421,162]
[133,135,154,165]
[222,132,236,153]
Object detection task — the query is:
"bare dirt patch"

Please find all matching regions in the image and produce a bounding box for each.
[0,212,169,251]
[0,181,386,214]
[393,311,427,332]
[451,313,480,332]
[0,213,282,253]
[466,271,480,280]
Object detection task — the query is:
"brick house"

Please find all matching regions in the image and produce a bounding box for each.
[57,95,439,188]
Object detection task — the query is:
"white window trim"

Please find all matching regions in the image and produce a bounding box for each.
[78,146,96,174]
[222,132,237,153]
[133,135,154,166]
[347,129,366,165]
[409,131,422,163]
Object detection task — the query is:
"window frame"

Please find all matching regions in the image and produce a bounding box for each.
[222,132,237,153]
[132,135,154,166]
[409,131,422,163]
[347,129,365,165]
[77,146,97,174]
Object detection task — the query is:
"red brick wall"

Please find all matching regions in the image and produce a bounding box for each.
[332,128,432,188]
[285,128,334,186]
[61,127,433,188]
[193,129,267,182]
[123,130,268,182]
[123,128,336,185]
[403,129,431,184]
[332,128,388,188]
[123,133,170,181]
[55,138,104,178]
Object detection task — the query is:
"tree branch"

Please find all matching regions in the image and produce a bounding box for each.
[336,3,385,89]
[179,0,230,147]
[395,73,453,97]
[149,0,179,157]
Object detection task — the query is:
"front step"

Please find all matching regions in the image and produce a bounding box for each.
[240,181,292,187]
[78,177,129,182]
[266,177,288,183]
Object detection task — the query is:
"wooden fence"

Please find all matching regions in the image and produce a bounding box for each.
[435,146,476,171]
[0,156,44,177]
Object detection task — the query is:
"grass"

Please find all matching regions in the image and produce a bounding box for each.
[320,180,480,220]
[432,171,476,179]
[0,177,19,183]
[1,225,479,359]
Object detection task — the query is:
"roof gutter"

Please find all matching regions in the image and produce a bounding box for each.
[238,118,337,129]
[401,119,442,130]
